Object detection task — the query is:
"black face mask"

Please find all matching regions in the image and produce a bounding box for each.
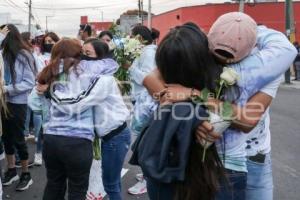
[43,44,54,53]
[80,54,100,61]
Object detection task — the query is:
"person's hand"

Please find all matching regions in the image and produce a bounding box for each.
[36,83,49,95]
[0,26,10,37]
[195,121,221,145]
[122,61,132,69]
[160,84,197,104]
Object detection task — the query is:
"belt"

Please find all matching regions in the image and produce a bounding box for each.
[101,122,127,142]
[248,153,266,164]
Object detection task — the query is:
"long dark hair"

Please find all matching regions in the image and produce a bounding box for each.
[157,25,222,91]
[1,24,36,84]
[83,38,109,59]
[38,39,81,85]
[156,25,225,200]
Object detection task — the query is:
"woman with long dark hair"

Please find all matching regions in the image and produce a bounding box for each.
[39,32,60,67]
[131,25,227,200]
[0,24,36,191]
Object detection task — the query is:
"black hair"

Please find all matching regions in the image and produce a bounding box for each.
[131,25,156,45]
[156,25,226,200]
[80,24,92,36]
[156,25,222,91]
[151,28,160,40]
[98,31,113,40]
[183,22,200,31]
[0,24,36,84]
[84,38,109,59]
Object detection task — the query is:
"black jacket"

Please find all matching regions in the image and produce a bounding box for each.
[129,102,208,183]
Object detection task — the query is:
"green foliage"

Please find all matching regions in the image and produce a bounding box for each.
[93,137,101,160]
[114,67,131,95]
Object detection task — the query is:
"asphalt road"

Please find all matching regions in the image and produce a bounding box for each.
[2,86,300,200]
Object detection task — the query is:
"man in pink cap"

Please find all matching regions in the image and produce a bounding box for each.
[160,12,297,200]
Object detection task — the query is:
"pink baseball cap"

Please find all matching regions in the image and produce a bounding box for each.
[208,12,257,63]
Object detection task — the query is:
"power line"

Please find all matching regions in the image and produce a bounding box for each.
[4,0,28,14]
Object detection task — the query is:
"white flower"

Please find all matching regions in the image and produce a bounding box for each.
[220,67,239,85]
[123,37,144,60]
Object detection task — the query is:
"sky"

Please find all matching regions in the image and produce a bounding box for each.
[0,0,227,36]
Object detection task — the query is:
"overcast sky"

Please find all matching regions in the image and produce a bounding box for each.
[0,0,227,36]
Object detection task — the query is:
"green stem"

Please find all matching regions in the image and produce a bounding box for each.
[216,80,224,99]
[202,142,208,163]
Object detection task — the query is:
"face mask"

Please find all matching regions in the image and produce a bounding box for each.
[44,44,54,53]
[80,54,100,61]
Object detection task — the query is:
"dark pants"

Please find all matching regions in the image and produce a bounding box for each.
[1,103,29,160]
[145,177,174,200]
[43,134,93,200]
[102,127,131,200]
[216,169,247,200]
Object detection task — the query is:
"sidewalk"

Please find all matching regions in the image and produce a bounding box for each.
[280,78,300,90]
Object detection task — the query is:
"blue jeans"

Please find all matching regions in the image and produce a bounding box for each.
[24,107,43,153]
[216,169,247,200]
[145,177,174,200]
[246,153,273,200]
[101,127,131,200]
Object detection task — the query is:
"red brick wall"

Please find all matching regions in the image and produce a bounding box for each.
[91,22,113,31]
[149,2,300,43]
[80,16,88,25]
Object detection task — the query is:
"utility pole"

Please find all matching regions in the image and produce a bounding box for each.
[101,11,104,22]
[285,0,295,83]
[46,16,48,32]
[46,16,53,33]
[28,0,32,33]
[239,0,245,13]
[141,0,144,24]
[147,0,151,29]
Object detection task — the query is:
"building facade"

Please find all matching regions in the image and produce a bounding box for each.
[80,16,113,36]
[147,2,300,43]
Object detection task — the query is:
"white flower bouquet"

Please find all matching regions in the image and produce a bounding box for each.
[114,35,145,95]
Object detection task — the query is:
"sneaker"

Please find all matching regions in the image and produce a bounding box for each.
[135,173,143,182]
[128,179,147,195]
[34,153,42,166]
[25,134,35,141]
[2,168,19,186]
[16,172,33,191]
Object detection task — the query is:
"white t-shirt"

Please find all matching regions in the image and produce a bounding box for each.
[246,76,283,156]
[34,52,51,73]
